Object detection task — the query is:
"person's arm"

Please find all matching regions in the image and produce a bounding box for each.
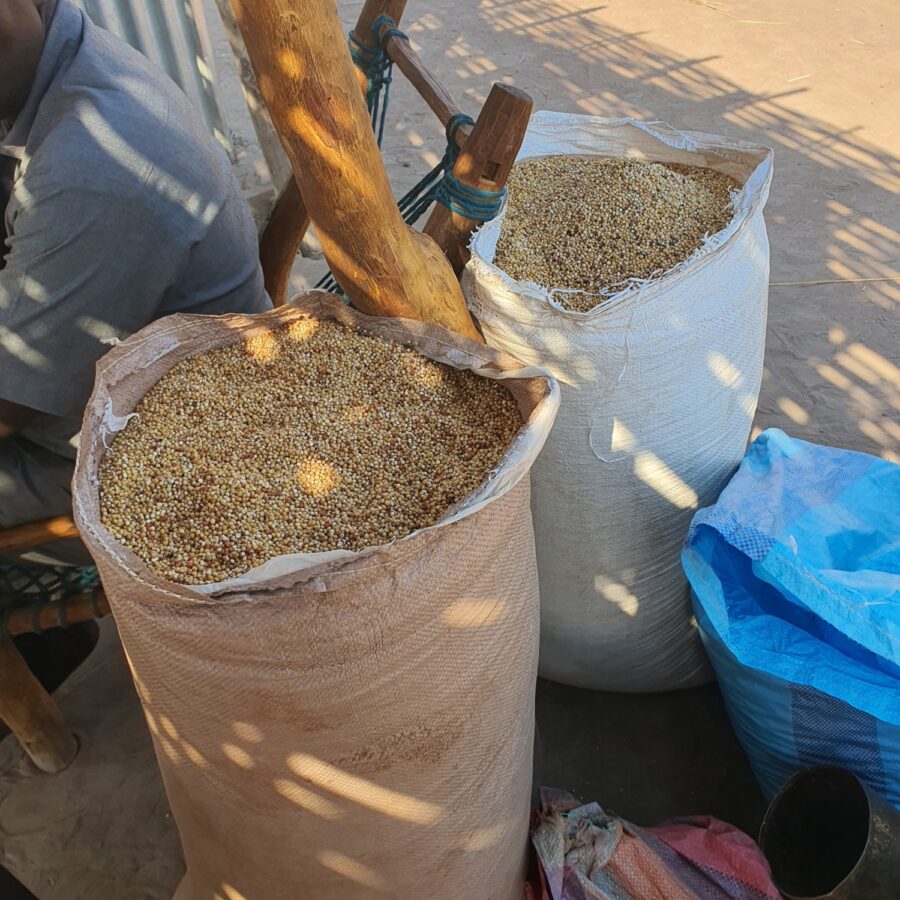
[0,155,190,424]
[0,397,35,440]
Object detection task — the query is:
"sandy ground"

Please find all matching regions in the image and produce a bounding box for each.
[0,624,182,899]
[211,0,900,456]
[330,0,898,460]
[1,2,897,897]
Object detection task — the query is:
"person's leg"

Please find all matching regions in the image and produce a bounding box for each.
[0,438,92,565]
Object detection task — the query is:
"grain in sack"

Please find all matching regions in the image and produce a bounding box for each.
[74,293,559,900]
[464,113,773,691]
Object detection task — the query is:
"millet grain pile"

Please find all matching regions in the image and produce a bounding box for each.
[494,156,740,312]
[99,318,522,584]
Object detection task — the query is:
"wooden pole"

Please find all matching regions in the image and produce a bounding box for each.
[211,0,293,190]
[424,83,532,274]
[259,178,309,307]
[352,0,409,50]
[0,639,77,773]
[231,0,481,341]
[6,591,111,638]
[365,14,474,149]
[0,515,80,553]
[258,0,405,308]
[387,42,472,147]
[350,0,408,95]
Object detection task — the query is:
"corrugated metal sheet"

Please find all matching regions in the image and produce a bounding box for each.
[76,0,232,154]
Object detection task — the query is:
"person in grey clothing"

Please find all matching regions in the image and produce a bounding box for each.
[0,0,271,561]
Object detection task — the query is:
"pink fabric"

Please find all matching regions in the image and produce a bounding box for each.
[648,817,780,899]
[530,792,780,900]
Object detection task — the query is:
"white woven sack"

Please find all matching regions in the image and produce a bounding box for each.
[464,113,774,691]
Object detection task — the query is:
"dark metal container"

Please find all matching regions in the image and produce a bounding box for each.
[759,766,900,898]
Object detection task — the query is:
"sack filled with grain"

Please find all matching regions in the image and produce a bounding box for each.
[73,293,559,900]
[464,113,773,692]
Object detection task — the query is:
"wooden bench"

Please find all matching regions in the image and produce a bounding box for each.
[0,517,109,772]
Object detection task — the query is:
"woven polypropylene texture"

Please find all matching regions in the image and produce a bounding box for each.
[464,113,774,691]
[72,295,558,900]
[684,429,900,806]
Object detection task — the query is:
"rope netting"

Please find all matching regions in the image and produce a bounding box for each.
[0,564,100,636]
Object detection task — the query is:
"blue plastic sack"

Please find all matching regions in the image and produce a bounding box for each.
[682,429,900,806]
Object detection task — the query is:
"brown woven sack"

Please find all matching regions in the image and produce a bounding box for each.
[73,293,559,900]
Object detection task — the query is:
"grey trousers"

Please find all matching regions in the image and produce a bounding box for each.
[0,438,92,566]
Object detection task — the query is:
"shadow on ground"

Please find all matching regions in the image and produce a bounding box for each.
[536,678,765,834]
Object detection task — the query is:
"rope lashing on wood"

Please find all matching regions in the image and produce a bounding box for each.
[0,565,101,639]
[316,113,473,293]
[435,174,507,221]
[314,21,508,295]
[347,14,405,148]
[397,113,477,224]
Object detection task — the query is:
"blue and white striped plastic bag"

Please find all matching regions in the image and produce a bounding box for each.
[682,429,900,806]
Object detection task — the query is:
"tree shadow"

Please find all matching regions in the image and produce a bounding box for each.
[316,0,899,460]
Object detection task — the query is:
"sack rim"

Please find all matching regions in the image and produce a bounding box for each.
[73,292,559,601]
[466,112,775,325]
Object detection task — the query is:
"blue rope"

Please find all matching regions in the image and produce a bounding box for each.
[0,564,101,640]
[434,174,506,220]
[314,115,475,295]
[0,564,99,606]
[347,14,406,148]
[397,112,473,225]
[315,16,409,296]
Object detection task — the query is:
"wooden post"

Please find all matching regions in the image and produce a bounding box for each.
[0,515,80,553]
[351,0,409,51]
[259,178,310,307]
[369,16,474,149]
[424,83,532,274]
[258,0,404,308]
[231,0,481,341]
[211,0,293,190]
[0,639,77,773]
[350,0,408,95]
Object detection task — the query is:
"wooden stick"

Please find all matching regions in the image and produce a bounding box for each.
[6,591,111,638]
[257,0,474,306]
[383,33,473,148]
[259,178,310,307]
[351,0,408,50]
[356,7,473,148]
[211,0,293,189]
[350,3,447,127]
[0,638,77,773]
[231,0,481,341]
[424,83,532,274]
[0,515,80,553]
[259,0,406,307]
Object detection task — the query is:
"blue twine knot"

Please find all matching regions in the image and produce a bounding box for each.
[434,174,507,221]
[315,38,505,295]
[347,15,407,148]
[398,113,507,223]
